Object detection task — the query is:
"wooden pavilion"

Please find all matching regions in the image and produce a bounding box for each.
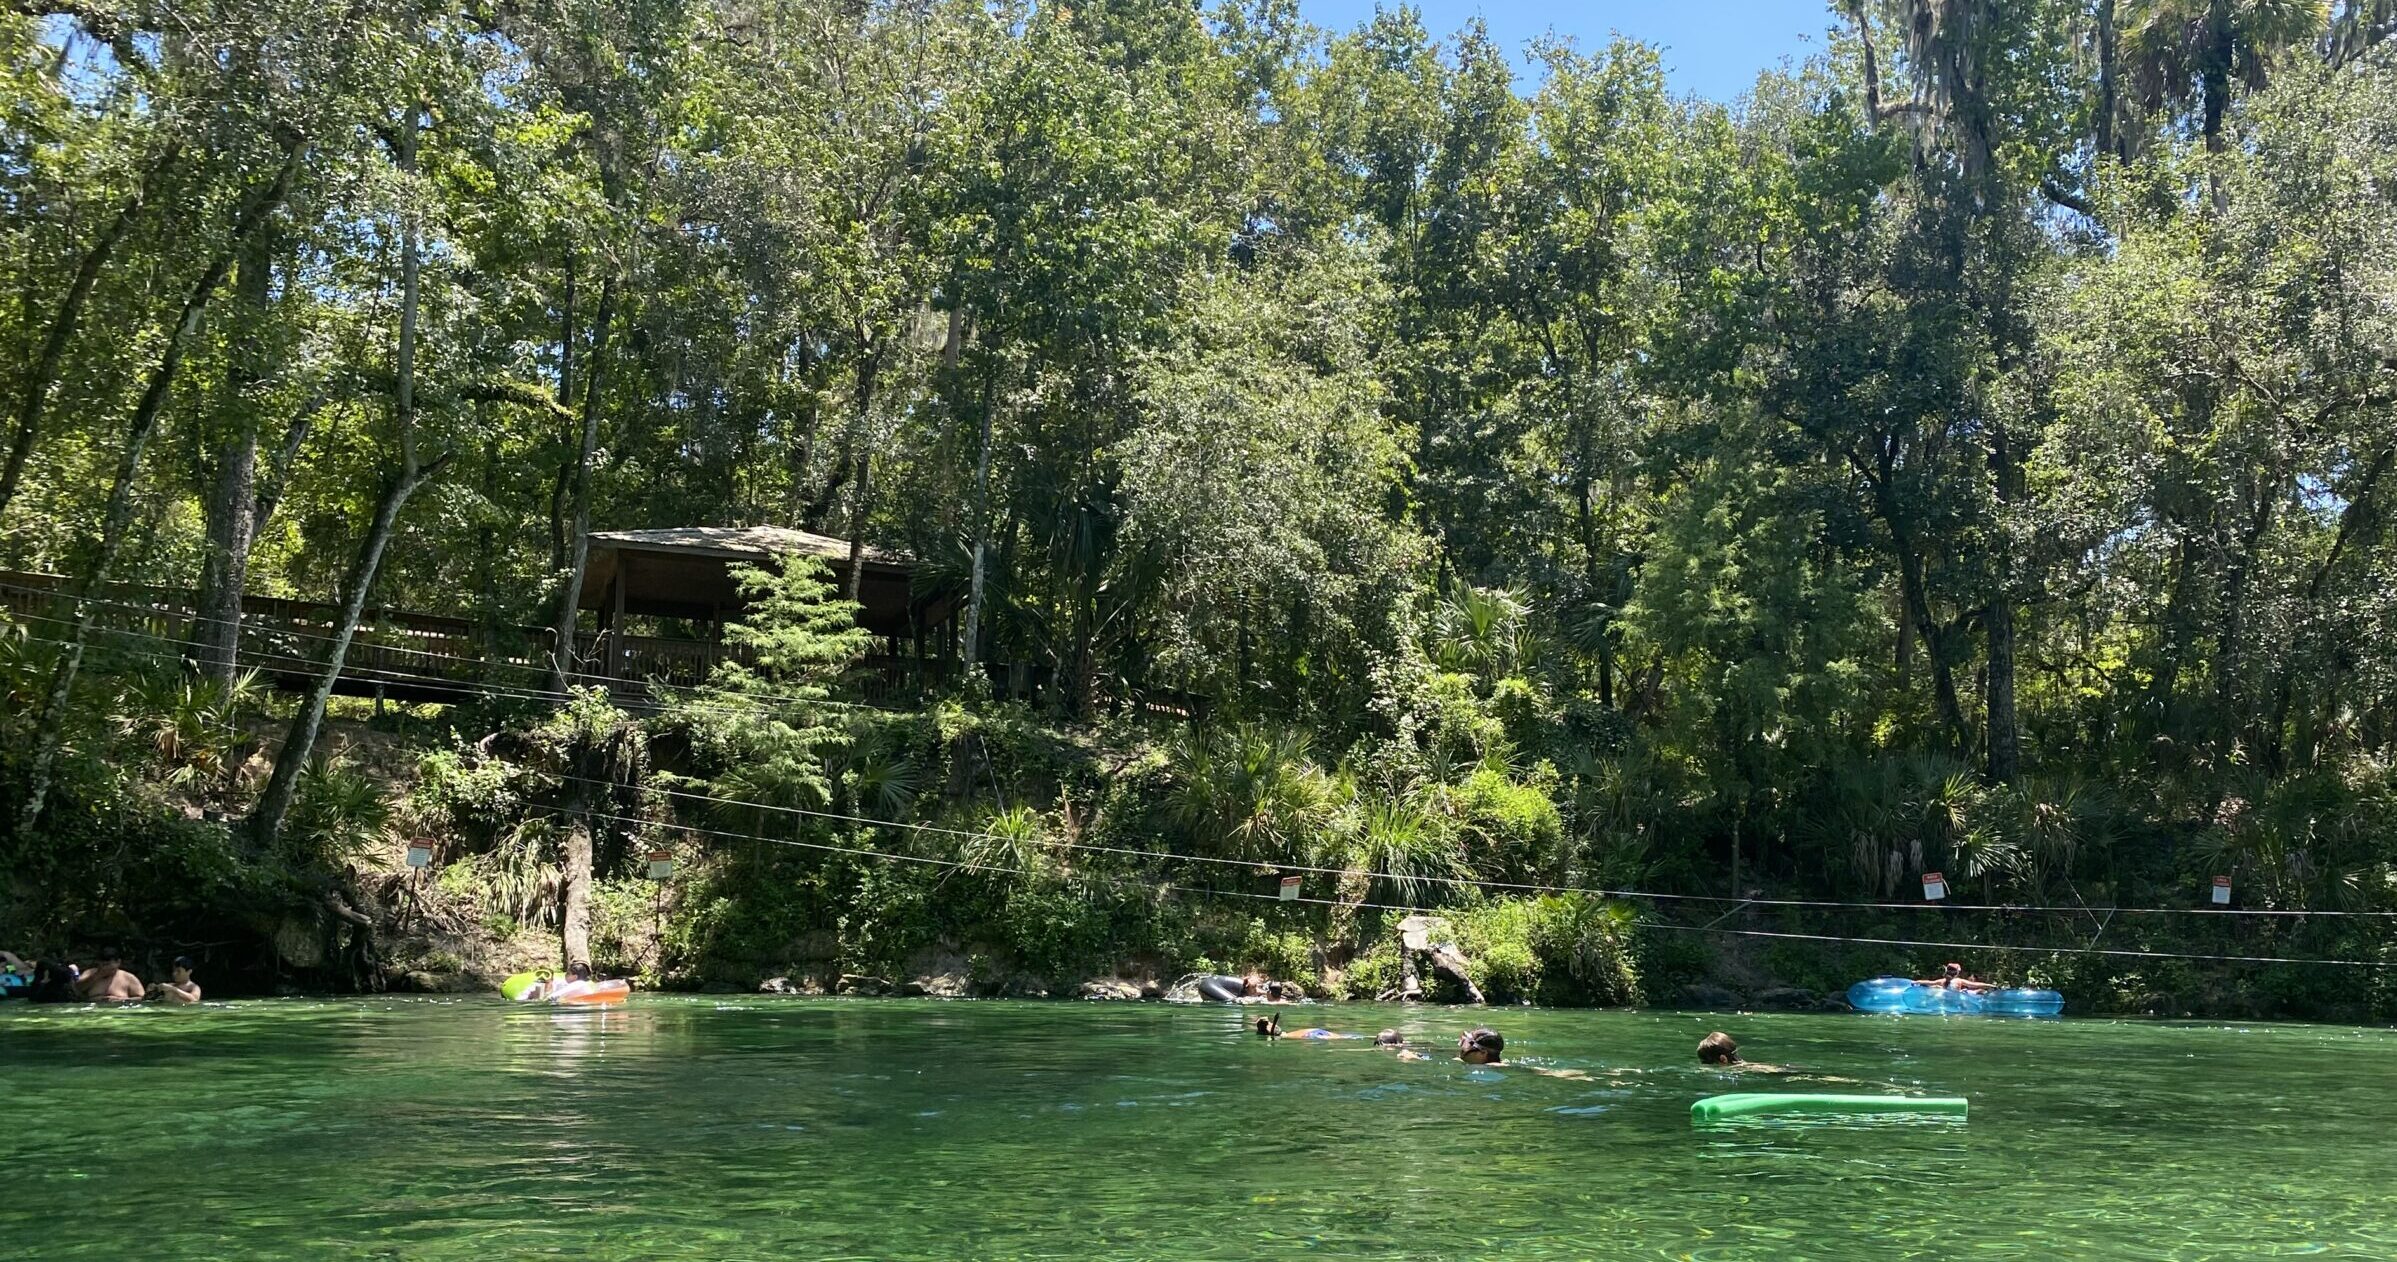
[577,525,956,695]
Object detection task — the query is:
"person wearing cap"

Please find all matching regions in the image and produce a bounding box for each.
[1917,962,1998,992]
[148,957,203,1004]
[72,949,145,1003]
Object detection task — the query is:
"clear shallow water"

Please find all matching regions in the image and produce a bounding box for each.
[2,998,2392,1260]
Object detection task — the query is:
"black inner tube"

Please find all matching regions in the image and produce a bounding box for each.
[1194,975,1244,1003]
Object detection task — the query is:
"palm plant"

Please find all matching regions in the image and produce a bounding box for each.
[1162,722,1326,861]
[1429,582,1533,682]
[112,666,266,790]
[285,750,395,861]
[2123,0,2329,158]
[1346,794,1462,904]
[962,804,1048,877]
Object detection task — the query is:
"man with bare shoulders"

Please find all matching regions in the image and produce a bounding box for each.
[73,949,145,1003]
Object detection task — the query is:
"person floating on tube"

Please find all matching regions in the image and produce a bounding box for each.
[1917,962,1997,992]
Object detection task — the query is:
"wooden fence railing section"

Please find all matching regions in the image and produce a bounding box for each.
[0,571,1201,721]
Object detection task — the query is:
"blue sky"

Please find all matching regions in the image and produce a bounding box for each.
[1294,0,1836,101]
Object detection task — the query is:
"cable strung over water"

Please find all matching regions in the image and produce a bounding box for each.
[10,620,2394,969]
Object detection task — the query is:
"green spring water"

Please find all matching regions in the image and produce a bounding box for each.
[3,997,2390,1259]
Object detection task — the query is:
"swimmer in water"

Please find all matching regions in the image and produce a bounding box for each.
[1917,962,1998,992]
[1698,1031,1859,1083]
[1374,1029,1429,1061]
[1698,1031,1792,1071]
[1456,1028,1588,1079]
[73,948,145,1003]
[1254,1013,1353,1039]
[147,956,203,1004]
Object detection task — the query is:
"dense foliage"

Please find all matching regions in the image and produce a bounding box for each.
[3,0,2394,1013]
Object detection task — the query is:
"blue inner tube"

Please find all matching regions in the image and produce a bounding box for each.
[1982,987,2065,1017]
[1850,977,2066,1017]
[1193,975,1245,1003]
[1902,984,1985,1014]
[1845,977,1915,1013]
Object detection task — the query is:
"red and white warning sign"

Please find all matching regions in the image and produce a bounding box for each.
[1278,875,1302,901]
[2211,875,2232,906]
[1922,871,1948,901]
[647,849,676,881]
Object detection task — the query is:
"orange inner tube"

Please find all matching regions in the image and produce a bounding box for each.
[553,980,631,1005]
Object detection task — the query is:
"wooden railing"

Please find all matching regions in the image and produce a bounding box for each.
[0,571,959,711]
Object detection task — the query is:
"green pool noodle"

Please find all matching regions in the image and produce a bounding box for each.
[498,971,543,1001]
[1691,1093,1968,1122]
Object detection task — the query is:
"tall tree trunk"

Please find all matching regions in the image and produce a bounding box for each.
[248,461,439,847]
[548,277,616,695]
[251,106,436,851]
[193,227,278,683]
[560,802,594,967]
[2202,0,2232,210]
[547,258,575,574]
[960,356,997,683]
[1880,492,1971,754]
[1985,601,2019,780]
[251,387,325,536]
[2095,0,2123,162]
[842,333,881,605]
[2213,467,2286,756]
[1985,425,2023,783]
[2263,443,2397,770]
[0,141,181,524]
[14,144,302,838]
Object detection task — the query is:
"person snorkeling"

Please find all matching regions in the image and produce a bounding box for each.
[1372,1029,1428,1061]
[1917,962,1998,992]
[1254,1012,1352,1040]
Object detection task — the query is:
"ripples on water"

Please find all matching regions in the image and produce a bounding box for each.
[2,998,2392,1260]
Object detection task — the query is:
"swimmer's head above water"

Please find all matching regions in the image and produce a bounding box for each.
[1457,1028,1504,1064]
[1374,1029,1404,1047]
[1253,1013,1281,1038]
[1698,1032,1741,1065]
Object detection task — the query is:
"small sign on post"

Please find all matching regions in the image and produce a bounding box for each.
[647,849,676,881]
[404,840,433,870]
[1921,871,1948,901]
[2211,875,2232,906]
[1278,875,1302,901]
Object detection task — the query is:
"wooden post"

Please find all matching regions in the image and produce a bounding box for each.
[605,570,625,681]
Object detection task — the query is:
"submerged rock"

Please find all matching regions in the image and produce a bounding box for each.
[900,973,970,998]
[1077,978,1145,1001]
[836,974,893,996]
[1752,986,1819,1011]
[1674,984,1743,1009]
